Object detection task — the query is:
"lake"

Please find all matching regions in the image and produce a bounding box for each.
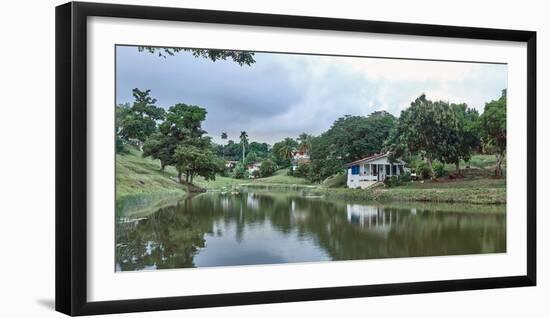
[115,191,506,271]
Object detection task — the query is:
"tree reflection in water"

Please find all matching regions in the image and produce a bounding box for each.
[116,192,505,271]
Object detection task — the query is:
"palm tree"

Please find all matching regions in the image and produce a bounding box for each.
[297,133,312,154]
[239,131,249,163]
[221,132,228,159]
[278,137,296,163]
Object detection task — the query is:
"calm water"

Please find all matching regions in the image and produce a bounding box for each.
[115,192,506,271]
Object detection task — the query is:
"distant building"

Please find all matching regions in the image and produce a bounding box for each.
[225,160,239,169]
[344,153,408,189]
[246,162,262,177]
[291,150,310,171]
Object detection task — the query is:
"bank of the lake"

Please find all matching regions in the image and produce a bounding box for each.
[116,149,506,210]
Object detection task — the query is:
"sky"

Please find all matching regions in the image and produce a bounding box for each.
[116,46,507,145]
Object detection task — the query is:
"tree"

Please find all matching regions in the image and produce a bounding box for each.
[119,89,165,147]
[248,142,270,159]
[272,137,297,167]
[387,95,458,179]
[115,103,132,153]
[307,111,396,183]
[174,143,222,184]
[297,133,313,153]
[259,159,277,178]
[142,132,177,171]
[444,103,480,174]
[244,151,258,166]
[239,131,249,163]
[221,132,228,159]
[478,89,507,177]
[137,47,256,66]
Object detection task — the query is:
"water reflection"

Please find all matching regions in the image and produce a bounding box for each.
[116,192,506,271]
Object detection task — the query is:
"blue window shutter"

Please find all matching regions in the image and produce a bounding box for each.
[351,165,359,175]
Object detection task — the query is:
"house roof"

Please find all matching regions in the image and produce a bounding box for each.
[344,153,405,168]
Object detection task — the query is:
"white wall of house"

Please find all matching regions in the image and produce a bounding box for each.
[346,155,406,189]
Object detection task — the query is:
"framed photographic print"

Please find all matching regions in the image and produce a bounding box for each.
[55,1,536,316]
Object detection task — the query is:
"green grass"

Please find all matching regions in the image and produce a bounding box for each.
[321,173,347,188]
[116,149,505,206]
[249,169,311,185]
[311,176,506,205]
[116,148,185,200]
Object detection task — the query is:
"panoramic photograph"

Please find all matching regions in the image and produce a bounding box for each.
[114,45,507,272]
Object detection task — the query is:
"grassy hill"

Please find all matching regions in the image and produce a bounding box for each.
[116,149,311,201]
[116,148,185,199]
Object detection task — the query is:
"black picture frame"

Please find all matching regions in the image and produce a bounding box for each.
[55,1,537,316]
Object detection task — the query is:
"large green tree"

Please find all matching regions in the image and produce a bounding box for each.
[118,89,165,147]
[297,133,313,154]
[443,103,480,174]
[308,111,396,183]
[271,137,298,167]
[386,95,458,179]
[478,90,507,177]
[174,142,223,184]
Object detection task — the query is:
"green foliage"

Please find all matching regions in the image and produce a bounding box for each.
[271,137,298,167]
[297,133,313,153]
[118,89,165,144]
[308,111,396,183]
[239,131,249,162]
[383,172,412,188]
[433,162,446,178]
[244,151,258,166]
[478,90,507,176]
[232,163,248,179]
[386,95,468,178]
[142,132,177,170]
[321,173,347,188]
[174,143,222,183]
[137,47,256,66]
[251,169,261,178]
[415,161,432,180]
[259,159,277,178]
[293,163,310,178]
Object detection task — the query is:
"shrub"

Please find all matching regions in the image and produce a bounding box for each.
[251,169,261,178]
[384,176,400,188]
[399,172,412,182]
[415,161,432,179]
[233,163,248,179]
[433,162,446,178]
[294,163,310,178]
[259,159,276,178]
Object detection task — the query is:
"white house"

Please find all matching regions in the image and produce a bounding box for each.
[344,153,407,189]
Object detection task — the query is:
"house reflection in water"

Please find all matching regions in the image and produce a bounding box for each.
[346,204,404,236]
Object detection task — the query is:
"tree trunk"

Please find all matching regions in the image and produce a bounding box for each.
[178,170,182,184]
[242,145,245,163]
[495,153,503,177]
[455,161,461,175]
[427,156,435,180]
[160,161,165,171]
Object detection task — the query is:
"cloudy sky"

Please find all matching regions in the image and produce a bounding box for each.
[116,46,507,145]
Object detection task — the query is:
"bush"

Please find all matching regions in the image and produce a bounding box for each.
[294,163,310,178]
[251,169,261,178]
[415,161,432,179]
[433,162,446,178]
[384,175,400,187]
[259,159,276,178]
[384,172,412,188]
[233,163,248,179]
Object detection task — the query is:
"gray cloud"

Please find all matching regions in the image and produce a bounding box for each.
[116,46,507,144]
